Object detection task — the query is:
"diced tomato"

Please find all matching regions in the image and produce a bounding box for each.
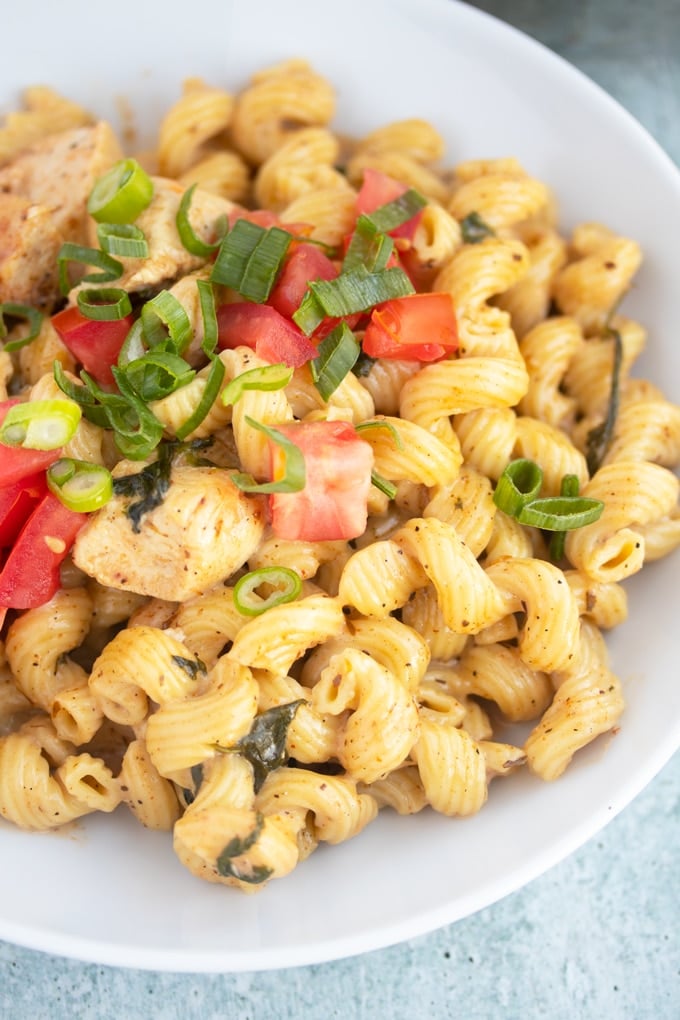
[268,243,356,339]
[0,472,47,547]
[362,292,458,362]
[216,302,318,367]
[268,420,374,542]
[0,400,62,485]
[356,168,424,241]
[0,492,86,610]
[52,305,135,386]
[269,243,339,319]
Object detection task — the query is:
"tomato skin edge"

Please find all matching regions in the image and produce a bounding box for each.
[216,302,318,367]
[0,493,87,610]
[52,306,135,386]
[0,472,48,547]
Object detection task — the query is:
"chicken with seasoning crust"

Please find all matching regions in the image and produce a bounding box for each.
[0,122,122,308]
[72,459,266,602]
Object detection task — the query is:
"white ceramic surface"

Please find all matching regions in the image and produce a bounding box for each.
[1,0,679,973]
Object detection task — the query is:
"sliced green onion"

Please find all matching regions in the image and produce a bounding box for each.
[310,322,360,400]
[233,566,302,616]
[221,363,293,406]
[211,218,261,286]
[123,351,195,401]
[141,290,192,354]
[172,281,227,440]
[364,188,426,234]
[294,265,415,335]
[197,278,218,358]
[291,290,326,335]
[47,457,113,512]
[116,318,147,368]
[53,361,109,428]
[0,398,81,450]
[517,495,604,531]
[210,220,292,302]
[96,222,149,258]
[240,226,291,302]
[57,243,123,296]
[76,287,132,321]
[356,419,404,449]
[495,460,604,537]
[549,474,580,560]
[371,470,397,500]
[175,355,226,440]
[87,158,154,224]
[231,417,305,493]
[493,458,543,517]
[104,368,165,459]
[460,211,496,244]
[0,302,44,352]
[176,184,227,257]
[343,215,394,274]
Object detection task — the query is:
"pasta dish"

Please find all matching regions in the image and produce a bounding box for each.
[0,61,678,891]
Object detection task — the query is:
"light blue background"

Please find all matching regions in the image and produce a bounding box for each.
[1,1,678,1015]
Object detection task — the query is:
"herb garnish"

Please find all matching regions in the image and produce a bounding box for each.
[460,211,496,244]
[112,438,210,531]
[215,812,273,885]
[181,763,205,806]
[585,323,623,475]
[351,349,378,378]
[215,700,305,793]
[171,655,207,680]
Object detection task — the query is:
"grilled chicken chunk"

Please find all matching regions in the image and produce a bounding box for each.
[101,176,234,293]
[72,462,266,601]
[0,193,62,308]
[0,121,122,245]
[0,121,122,308]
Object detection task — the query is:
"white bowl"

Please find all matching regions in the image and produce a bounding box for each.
[1,0,679,973]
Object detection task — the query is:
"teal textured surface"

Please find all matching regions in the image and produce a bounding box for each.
[1,0,679,1014]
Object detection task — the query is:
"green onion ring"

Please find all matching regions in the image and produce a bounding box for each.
[96,222,149,258]
[0,302,44,352]
[76,287,132,321]
[87,158,154,224]
[0,399,81,451]
[493,459,543,517]
[233,566,302,616]
[47,457,113,512]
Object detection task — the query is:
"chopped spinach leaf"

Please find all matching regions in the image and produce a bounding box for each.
[112,443,174,532]
[352,349,377,378]
[171,655,207,680]
[112,438,209,532]
[585,325,623,475]
[182,762,205,806]
[460,211,496,244]
[215,811,273,885]
[218,700,305,793]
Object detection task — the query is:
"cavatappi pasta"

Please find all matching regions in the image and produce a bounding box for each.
[0,61,679,892]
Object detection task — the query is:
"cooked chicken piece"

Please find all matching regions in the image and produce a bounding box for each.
[0,121,122,245]
[0,193,63,308]
[93,177,235,293]
[72,461,266,601]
